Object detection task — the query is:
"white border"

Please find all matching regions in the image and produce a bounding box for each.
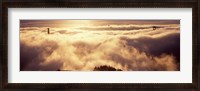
[8,8,192,83]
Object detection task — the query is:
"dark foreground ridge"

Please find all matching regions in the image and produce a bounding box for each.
[93,65,122,71]
[56,65,123,71]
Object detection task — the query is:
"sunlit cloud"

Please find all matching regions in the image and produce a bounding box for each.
[20,20,180,71]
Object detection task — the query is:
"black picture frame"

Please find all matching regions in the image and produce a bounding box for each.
[1,0,199,91]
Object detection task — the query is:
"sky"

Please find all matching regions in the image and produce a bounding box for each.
[20,20,180,71]
[20,20,180,27]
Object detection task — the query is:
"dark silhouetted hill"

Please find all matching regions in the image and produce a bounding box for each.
[93,65,122,71]
[56,65,122,71]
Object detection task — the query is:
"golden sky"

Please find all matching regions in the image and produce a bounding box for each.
[20,20,180,27]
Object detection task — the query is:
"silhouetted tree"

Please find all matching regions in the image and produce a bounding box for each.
[93,65,122,71]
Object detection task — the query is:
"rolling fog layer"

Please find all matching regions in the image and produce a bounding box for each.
[20,23,180,71]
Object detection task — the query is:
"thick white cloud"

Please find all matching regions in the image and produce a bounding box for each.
[20,24,180,71]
